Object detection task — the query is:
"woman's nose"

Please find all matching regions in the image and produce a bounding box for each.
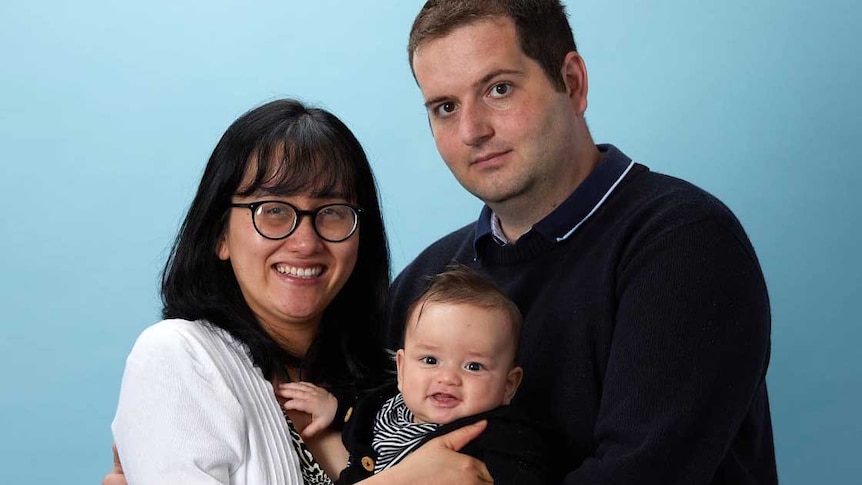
[284,216,323,253]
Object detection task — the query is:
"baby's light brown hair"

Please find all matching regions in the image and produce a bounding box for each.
[405,263,523,361]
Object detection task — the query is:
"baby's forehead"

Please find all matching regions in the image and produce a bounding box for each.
[407,299,506,323]
[404,300,516,341]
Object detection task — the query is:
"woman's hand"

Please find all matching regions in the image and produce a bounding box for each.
[367,420,493,484]
[101,443,126,485]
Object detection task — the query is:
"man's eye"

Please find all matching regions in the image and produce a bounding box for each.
[465,362,484,371]
[422,356,438,365]
[434,102,456,117]
[489,83,511,98]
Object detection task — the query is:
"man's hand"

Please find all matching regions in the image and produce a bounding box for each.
[377,420,493,484]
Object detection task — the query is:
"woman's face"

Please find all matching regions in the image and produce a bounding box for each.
[217,191,360,344]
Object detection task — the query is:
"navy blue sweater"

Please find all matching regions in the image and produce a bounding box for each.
[386,145,777,484]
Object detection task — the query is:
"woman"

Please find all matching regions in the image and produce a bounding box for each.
[110,99,491,484]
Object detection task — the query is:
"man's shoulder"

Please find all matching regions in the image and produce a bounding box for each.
[619,167,743,230]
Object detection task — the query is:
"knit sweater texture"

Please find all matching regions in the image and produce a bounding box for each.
[386,145,777,484]
[112,319,304,485]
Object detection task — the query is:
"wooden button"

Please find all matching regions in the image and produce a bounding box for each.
[361,456,375,472]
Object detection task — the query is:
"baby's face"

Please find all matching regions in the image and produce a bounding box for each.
[396,301,522,424]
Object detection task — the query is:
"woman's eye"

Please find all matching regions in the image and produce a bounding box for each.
[489,82,512,98]
[318,206,348,220]
[260,204,291,219]
[265,207,284,215]
[422,356,438,365]
[465,362,484,371]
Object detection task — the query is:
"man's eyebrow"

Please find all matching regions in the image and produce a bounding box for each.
[423,68,524,109]
[423,94,453,109]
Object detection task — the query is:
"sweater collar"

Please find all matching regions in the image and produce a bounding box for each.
[473,144,635,258]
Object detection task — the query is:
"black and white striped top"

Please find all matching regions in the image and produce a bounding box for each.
[370,392,438,472]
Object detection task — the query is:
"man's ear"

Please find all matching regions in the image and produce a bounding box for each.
[560,51,589,115]
[395,349,406,393]
[503,366,524,404]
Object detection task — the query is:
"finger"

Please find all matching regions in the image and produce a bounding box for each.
[477,462,494,483]
[301,419,324,438]
[436,420,487,451]
[102,474,128,485]
[277,383,309,394]
[277,387,321,400]
[276,387,304,399]
[112,442,123,471]
[279,382,320,392]
[277,384,323,399]
[281,399,312,413]
[101,443,125,485]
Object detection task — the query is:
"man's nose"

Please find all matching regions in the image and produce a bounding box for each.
[459,102,493,146]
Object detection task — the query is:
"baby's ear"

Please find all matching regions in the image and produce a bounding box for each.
[503,366,523,404]
[395,349,405,392]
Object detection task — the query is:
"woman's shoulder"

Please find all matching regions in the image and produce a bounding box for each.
[129,319,243,365]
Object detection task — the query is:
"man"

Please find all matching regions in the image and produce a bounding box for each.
[386,0,777,483]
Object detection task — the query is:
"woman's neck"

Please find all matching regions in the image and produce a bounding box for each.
[259,317,319,361]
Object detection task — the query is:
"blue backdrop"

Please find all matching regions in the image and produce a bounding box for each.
[1,1,859,483]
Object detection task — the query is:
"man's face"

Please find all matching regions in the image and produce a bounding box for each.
[412,16,586,215]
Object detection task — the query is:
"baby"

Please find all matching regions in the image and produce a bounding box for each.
[279,264,551,484]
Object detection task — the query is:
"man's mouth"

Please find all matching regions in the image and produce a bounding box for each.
[472,150,510,165]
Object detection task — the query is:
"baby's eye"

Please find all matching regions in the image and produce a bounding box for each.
[422,356,438,365]
[465,362,484,371]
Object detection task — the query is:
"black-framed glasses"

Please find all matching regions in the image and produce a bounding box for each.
[229,201,363,242]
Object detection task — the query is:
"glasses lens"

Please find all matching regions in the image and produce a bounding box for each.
[254,202,297,239]
[315,205,358,242]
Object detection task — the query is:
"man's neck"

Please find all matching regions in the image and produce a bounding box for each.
[492,144,602,243]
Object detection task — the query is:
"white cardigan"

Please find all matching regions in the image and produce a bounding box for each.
[112,319,304,485]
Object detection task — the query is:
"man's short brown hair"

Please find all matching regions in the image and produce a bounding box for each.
[408,0,577,91]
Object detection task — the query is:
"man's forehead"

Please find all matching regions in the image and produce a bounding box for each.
[413,18,523,97]
[413,16,515,59]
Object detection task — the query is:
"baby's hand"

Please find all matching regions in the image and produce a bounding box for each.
[277,382,338,438]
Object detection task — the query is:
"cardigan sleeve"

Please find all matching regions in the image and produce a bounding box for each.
[112,321,248,484]
[566,217,772,484]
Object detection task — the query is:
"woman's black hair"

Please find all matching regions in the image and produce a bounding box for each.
[161,99,391,391]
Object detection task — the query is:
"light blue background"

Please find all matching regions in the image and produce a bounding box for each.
[1,1,859,483]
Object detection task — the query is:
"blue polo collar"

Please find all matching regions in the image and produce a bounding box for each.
[473,144,635,255]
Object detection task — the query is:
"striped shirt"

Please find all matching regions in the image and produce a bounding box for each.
[370,393,438,472]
